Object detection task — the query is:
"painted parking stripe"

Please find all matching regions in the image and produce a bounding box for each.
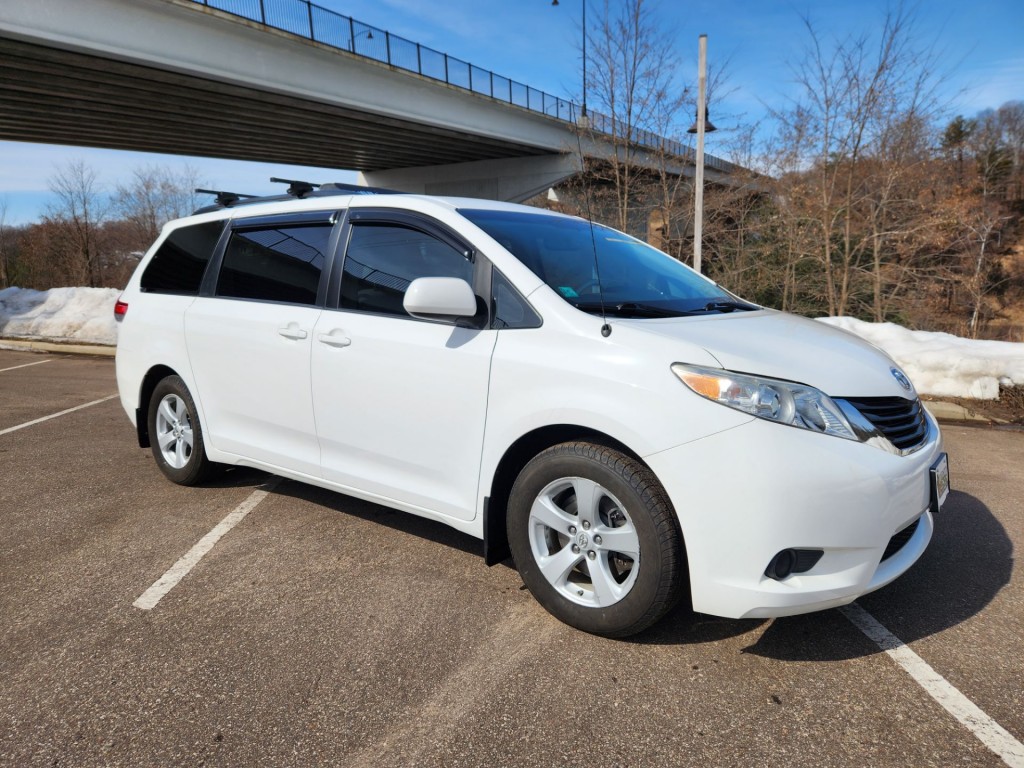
[133,478,280,610]
[0,394,119,436]
[841,602,1024,767]
[0,358,53,373]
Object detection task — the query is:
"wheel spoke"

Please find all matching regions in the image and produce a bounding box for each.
[180,426,194,450]
[597,524,640,558]
[157,430,176,451]
[174,436,187,467]
[158,399,176,426]
[587,555,624,606]
[538,542,584,588]
[174,397,188,422]
[530,494,576,533]
[571,477,602,526]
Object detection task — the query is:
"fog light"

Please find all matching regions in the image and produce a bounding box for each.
[765,549,824,580]
[766,549,797,580]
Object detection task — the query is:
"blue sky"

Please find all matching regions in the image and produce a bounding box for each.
[2,0,1021,224]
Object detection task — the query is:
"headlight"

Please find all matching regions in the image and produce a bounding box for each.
[671,363,858,441]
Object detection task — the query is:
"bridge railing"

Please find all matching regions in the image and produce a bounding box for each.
[191,0,737,173]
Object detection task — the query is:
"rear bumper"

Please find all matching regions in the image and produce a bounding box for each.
[645,413,943,619]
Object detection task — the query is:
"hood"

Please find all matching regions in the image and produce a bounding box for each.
[629,309,915,399]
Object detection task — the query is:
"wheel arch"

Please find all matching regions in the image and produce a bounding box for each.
[135,364,180,448]
[483,424,651,566]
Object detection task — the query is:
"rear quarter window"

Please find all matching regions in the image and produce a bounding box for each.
[216,224,331,306]
[140,220,224,295]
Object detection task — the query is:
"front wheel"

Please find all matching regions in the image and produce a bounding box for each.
[507,442,686,637]
[147,375,214,486]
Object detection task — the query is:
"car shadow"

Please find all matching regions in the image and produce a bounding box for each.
[267,478,485,560]
[211,473,1011,651]
[735,490,1014,661]
[197,466,274,489]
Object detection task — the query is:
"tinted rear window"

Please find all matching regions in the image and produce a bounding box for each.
[140,221,224,294]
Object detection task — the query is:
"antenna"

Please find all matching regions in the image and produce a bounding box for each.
[569,103,611,338]
[195,188,257,207]
[269,177,321,198]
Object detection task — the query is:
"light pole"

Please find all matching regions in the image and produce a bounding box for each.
[551,0,587,126]
[686,33,715,274]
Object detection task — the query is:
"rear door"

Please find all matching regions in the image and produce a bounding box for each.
[185,211,339,476]
[311,211,496,520]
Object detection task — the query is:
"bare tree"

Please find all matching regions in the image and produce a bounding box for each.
[772,6,945,317]
[115,164,203,248]
[0,198,10,288]
[46,160,107,287]
[585,0,687,233]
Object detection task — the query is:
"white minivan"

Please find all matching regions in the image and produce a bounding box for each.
[115,188,949,637]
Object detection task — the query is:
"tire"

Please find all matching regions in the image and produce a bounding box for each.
[507,442,686,638]
[147,375,214,486]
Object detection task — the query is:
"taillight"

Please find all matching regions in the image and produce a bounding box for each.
[114,297,128,322]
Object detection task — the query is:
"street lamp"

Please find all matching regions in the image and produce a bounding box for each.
[551,0,587,126]
[688,33,714,274]
[350,27,374,54]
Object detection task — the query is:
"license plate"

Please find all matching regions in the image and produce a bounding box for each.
[930,453,950,514]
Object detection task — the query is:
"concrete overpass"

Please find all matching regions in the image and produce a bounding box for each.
[0,0,742,202]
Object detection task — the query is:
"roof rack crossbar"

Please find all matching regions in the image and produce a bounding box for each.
[270,177,321,199]
[195,188,258,207]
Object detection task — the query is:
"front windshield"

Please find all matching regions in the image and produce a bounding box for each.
[459,208,754,317]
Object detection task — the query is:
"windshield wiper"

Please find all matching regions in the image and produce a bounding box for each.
[572,301,683,318]
[696,300,757,314]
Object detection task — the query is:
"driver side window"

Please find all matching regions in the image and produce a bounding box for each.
[340,223,473,317]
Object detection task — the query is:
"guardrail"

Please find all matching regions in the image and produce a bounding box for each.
[189,0,736,173]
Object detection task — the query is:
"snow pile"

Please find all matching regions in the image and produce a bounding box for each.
[818,316,1024,400]
[0,287,120,346]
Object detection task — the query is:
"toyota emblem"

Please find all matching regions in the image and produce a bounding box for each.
[891,367,913,392]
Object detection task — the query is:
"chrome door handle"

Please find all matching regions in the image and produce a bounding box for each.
[278,325,308,340]
[318,332,352,348]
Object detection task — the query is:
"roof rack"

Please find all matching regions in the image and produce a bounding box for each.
[191,178,401,215]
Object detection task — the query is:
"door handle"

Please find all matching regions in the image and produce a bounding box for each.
[278,324,308,340]
[318,331,352,348]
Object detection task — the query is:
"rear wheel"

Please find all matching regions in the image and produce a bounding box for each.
[507,442,685,637]
[147,375,214,486]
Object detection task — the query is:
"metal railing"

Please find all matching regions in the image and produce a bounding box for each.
[189,0,736,172]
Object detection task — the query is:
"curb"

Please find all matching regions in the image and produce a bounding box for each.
[923,400,1007,424]
[0,338,116,357]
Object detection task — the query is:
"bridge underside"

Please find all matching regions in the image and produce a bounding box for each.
[0,36,553,172]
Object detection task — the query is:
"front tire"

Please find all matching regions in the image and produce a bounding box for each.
[507,442,685,637]
[147,375,214,486]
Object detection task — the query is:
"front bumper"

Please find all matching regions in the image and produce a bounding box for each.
[645,411,944,619]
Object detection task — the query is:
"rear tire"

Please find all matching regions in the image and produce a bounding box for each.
[147,375,214,486]
[507,442,685,637]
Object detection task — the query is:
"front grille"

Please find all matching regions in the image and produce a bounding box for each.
[841,396,928,451]
[881,518,920,561]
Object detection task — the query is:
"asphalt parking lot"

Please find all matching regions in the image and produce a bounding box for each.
[1,348,1022,767]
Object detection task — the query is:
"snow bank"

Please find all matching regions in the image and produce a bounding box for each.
[818,316,1024,400]
[0,286,120,346]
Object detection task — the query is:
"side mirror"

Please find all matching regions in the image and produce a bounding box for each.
[403,277,478,322]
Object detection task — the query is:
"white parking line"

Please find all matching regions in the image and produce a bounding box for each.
[0,394,119,436]
[0,358,53,373]
[133,478,280,611]
[841,602,1024,767]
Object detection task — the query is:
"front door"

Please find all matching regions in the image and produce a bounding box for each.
[311,217,495,521]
